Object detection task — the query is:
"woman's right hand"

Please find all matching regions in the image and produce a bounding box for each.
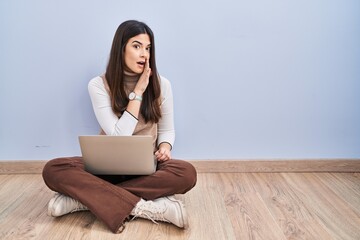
[134,58,151,95]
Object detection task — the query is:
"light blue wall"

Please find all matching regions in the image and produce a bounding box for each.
[1,0,359,160]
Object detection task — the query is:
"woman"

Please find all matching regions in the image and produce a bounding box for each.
[42,20,197,234]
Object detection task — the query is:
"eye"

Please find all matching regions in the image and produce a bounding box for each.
[133,44,140,49]
[146,47,151,52]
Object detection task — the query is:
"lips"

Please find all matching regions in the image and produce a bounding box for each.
[137,61,145,66]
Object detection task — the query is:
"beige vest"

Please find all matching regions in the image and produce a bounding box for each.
[99,75,157,150]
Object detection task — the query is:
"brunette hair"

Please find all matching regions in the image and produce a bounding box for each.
[105,20,162,123]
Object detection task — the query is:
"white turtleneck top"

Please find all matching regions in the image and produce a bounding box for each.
[88,75,175,149]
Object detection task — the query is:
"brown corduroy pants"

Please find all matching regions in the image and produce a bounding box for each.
[42,157,197,233]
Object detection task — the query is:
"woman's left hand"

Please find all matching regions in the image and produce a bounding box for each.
[155,143,172,162]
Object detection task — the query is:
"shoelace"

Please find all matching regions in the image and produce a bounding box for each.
[67,197,88,213]
[131,201,168,224]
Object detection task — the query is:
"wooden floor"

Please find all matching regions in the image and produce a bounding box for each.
[0,172,360,239]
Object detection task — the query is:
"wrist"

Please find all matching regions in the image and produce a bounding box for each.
[128,92,142,101]
[133,87,144,96]
[158,142,172,151]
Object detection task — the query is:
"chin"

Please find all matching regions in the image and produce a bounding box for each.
[131,67,143,73]
[126,69,142,75]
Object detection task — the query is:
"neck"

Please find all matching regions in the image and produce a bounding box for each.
[124,70,139,77]
[123,72,140,83]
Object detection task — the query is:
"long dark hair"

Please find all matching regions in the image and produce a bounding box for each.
[105,20,162,123]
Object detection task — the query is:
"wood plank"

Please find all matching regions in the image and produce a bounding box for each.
[1,159,360,174]
[248,173,333,240]
[316,173,360,216]
[1,172,360,239]
[333,172,360,193]
[183,173,237,240]
[282,173,360,240]
[218,173,287,240]
[0,175,53,239]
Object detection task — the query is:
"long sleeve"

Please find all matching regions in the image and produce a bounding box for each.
[88,76,138,136]
[157,76,175,148]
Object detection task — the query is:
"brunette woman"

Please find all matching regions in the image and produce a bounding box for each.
[42,20,197,234]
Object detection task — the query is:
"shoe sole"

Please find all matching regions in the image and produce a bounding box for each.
[166,196,189,229]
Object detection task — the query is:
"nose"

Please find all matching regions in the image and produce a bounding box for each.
[140,48,149,58]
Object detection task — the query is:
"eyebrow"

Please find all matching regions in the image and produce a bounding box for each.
[132,40,151,47]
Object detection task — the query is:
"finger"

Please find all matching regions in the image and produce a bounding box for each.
[145,62,151,77]
[155,152,163,160]
[160,151,168,160]
[159,152,168,160]
[160,155,168,161]
[147,65,151,76]
[157,155,166,162]
[161,152,169,160]
[145,58,150,70]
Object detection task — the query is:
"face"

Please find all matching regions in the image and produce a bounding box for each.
[123,33,151,75]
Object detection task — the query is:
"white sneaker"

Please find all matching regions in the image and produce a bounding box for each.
[48,193,88,217]
[131,196,188,229]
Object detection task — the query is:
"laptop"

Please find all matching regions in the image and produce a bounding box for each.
[79,135,157,175]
